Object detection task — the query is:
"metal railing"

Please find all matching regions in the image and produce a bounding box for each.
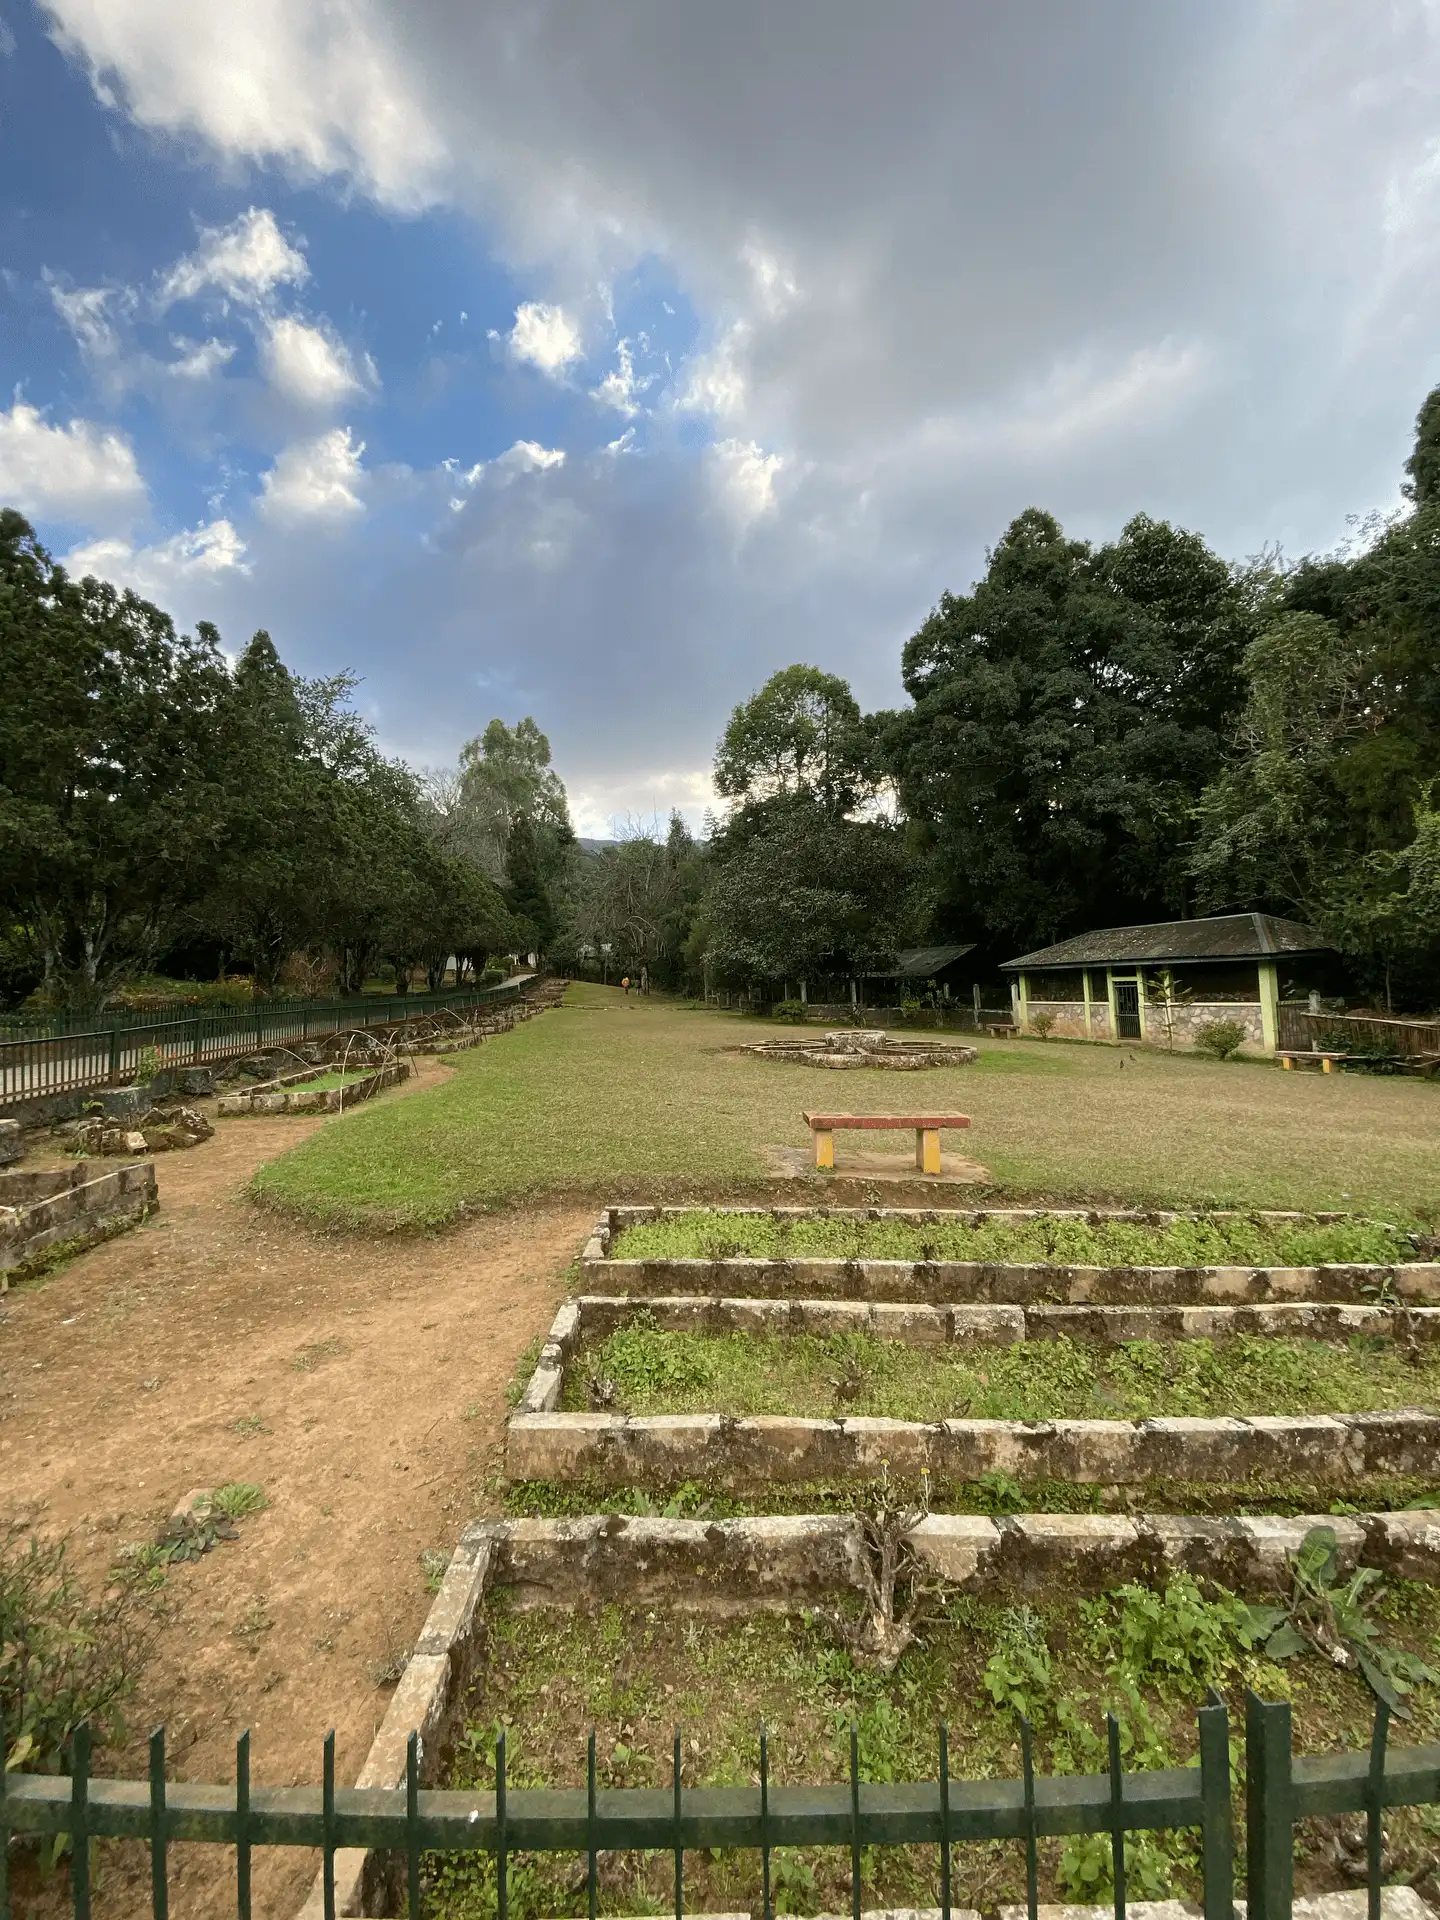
[0,1695,1425,1920]
[0,983,525,1111]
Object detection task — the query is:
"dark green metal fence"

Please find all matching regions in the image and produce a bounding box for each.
[0,1696,1427,1920]
[0,983,525,1111]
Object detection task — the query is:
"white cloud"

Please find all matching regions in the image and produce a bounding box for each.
[0,400,146,523]
[261,314,371,406]
[259,427,367,522]
[167,336,237,380]
[494,439,565,477]
[569,767,718,840]
[590,338,645,416]
[47,279,119,359]
[680,323,750,420]
[711,437,783,522]
[66,517,249,594]
[158,206,308,307]
[507,301,582,374]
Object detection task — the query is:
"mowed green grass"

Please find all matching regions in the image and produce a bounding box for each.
[250,983,1440,1230]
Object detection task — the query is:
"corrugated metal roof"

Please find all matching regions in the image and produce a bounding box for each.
[1001,913,1330,971]
[864,943,976,978]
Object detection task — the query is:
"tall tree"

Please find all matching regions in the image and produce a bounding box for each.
[886,508,1252,950]
[0,512,237,1008]
[714,663,875,815]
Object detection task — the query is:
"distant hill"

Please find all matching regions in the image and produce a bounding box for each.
[576,837,619,854]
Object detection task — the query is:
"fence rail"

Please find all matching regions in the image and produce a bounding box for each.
[0,983,524,1111]
[0,1696,1424,1920]
[1276,1007,1440,1059]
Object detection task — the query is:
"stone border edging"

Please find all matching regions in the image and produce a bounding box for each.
[515,1296,1440,1414]
[217,1059,409,1116]
[295,1508,1440,1917]
[581,1208,1438,1308]
[507,1404,1440,1490]
[0,1159,157,1287]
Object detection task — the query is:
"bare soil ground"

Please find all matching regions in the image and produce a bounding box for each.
[2,1059,591,1919]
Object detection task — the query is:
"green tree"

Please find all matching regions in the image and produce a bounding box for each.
[0,512,237,1009]
[700,797,919,988]
[885,508,1252,950]
[456,716,573,878]
[714,663,875,814]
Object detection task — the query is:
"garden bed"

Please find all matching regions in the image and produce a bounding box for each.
[312,1512,1440,1920]
[0,1159,157,1287]
[541,1311,1440,1423]
[217,1058,408,1115]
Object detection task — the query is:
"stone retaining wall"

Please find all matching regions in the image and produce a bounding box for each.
[582,1253,1440,1306]
[506,1405,1440,1491]
[0,1159,157,1286]
[217,1059,409,1115]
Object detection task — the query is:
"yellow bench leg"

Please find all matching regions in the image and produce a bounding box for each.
[814,1129,834,1170]
[1281,1056,1293,1070]
[917,1127,942,1175]
[1321,1057,1333,1072]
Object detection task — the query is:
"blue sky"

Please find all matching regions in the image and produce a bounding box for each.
[3,1,1439,834]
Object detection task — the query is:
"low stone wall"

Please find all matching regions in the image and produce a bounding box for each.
[294,1504,1440,1917]
[583,1253,1440,1307]
[506,1405,1440,1491]
[0,1159,157,1286]
[1023,998,1265,1051]
[217,1059,409,1115]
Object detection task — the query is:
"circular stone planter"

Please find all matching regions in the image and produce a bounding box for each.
[737,1030,978,1069]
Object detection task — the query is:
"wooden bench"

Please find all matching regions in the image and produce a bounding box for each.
[802,1110,971,1176]
[1276,1050,1346,1074]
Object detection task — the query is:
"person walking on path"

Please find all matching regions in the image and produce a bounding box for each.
[622,975,631,996]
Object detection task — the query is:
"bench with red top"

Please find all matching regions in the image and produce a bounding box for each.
[801,1110,971,1176]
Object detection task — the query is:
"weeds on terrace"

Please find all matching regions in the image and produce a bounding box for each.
[431,1568,1440,1919]
[611,1209,1417,1268]
[1,1523,152,1773]
[565,1318,1440,1421]
[505,1471,1440,1522]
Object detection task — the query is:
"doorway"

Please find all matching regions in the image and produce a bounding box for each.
[1114,977,1142,1040]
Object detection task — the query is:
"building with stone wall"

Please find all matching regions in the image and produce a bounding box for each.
[1000,913,1336,1055]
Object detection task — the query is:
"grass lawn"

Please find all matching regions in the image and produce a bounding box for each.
[251,984,1440,1231]
[565,1320,1440,1421]
[427,1580,1440,1919]
[609,1210,1419,1267]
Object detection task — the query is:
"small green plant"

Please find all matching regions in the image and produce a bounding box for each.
[772,999,809,1023]
[1,1524,151,1773]
[210,1482,268,1520]
[1084,1573,1255,1699]
[1029,1010,1056,1040]
[133,1045,164,1083]
[1241,1524,1438,1716]
[983,1606,1054,1721]
[1195,1019,1247,1060]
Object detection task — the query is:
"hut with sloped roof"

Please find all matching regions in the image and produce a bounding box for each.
[1000,913,1336,1053]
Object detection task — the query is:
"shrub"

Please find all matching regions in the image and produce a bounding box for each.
[1,1524,151,1772]
[771,999,809,1023]
[1194,1018,1246,1060]
[479,967,506,987]
[1029,1010,1056,1039]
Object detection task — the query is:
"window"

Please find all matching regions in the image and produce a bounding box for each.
[1030,969,1085,1002]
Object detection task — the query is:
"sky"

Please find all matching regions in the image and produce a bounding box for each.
[2,2,1439,838]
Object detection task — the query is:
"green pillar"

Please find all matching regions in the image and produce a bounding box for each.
[1258,960,1279,1053]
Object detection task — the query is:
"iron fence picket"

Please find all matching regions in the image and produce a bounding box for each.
[5,1699,1436,1920]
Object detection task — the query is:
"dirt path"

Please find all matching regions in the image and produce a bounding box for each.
[2,1063,591,1919]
